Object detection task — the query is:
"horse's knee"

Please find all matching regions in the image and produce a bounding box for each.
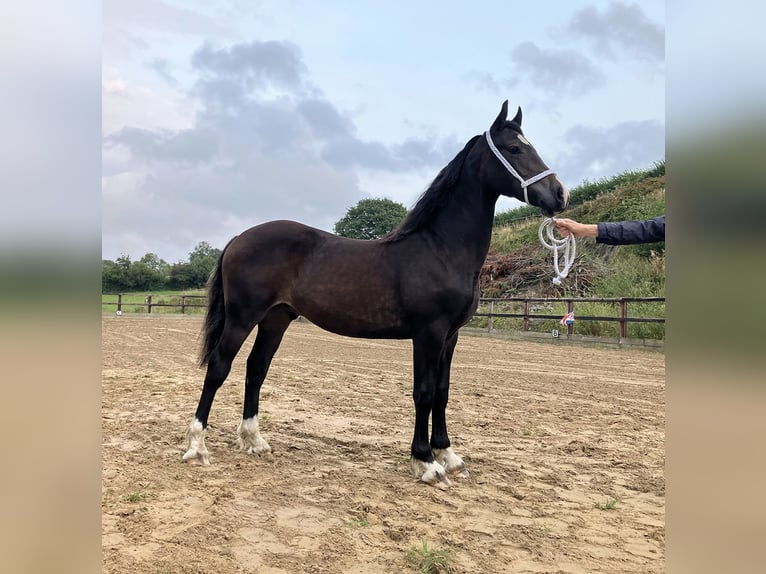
[204,352,234,385]
[203,371,227,392]
[412,385,435,407]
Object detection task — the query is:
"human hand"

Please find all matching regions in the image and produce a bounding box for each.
[553,218,598,238]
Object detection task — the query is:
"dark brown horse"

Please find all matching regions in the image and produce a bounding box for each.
[183,101,569,488]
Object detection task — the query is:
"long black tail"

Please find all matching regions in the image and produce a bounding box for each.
[199,237,236,367]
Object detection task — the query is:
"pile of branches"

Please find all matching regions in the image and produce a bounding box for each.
[480,244,597,297]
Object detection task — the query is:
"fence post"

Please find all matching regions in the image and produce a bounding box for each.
[146,295,152,314]
[117,294,122,312]
[488,300,494,332]
[567,300,574,336]
[523,299,530,331]
[181,295,186,315]
[620,300,627,339]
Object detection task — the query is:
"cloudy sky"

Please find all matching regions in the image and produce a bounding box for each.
[103,0,665,263]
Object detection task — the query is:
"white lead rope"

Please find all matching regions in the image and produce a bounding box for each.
[538,218,576,285]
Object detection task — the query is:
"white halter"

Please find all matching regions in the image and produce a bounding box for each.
[484,130,574,285]
[483,130,556,205]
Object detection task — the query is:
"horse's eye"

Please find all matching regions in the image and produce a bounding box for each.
[508,145,522,154]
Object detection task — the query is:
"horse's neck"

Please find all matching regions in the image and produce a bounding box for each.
[424,181,498,270]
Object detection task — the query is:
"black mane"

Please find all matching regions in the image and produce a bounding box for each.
[383,135,480,242]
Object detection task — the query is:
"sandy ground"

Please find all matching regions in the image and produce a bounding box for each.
[102,315,665,573]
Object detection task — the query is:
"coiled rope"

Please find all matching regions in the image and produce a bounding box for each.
[538,218,576,285]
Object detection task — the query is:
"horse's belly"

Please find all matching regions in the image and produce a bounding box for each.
[299,308,410,340]
[290,292,410,340]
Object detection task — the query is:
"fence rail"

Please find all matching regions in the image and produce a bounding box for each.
[474,297,664,339]
[103,294,665,339]
[105,294,207,314]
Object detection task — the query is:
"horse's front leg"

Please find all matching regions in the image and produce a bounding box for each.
[431,331,469,478]
[410,328,452,489]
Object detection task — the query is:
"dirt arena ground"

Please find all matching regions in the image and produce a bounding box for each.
[102,315,665,573]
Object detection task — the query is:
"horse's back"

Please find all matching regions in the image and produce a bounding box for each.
[225,220,386,268]
[220,220,415,337]
[232,220,328,253]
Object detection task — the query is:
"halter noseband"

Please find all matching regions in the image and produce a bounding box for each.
[483,130,556,205]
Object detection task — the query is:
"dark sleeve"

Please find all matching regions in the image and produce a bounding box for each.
[596,215,665,245]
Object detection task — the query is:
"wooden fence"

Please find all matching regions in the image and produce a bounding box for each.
[474,297,665,339]
[104,294,665,339]
[106,294,207,314]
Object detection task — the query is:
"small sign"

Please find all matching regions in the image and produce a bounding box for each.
[552,329,559,338]
[116,310,123,316]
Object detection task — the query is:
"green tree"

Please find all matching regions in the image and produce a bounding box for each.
[102,259,124,293]
[127,261,156,291]
[139,252,168,273]
[167,263,197,290]
[102,254,132,292]
[334,198,407,240]
[188,241,222,287]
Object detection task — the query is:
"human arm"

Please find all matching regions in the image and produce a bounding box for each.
[595,215,665,245]
[554,216,665,245]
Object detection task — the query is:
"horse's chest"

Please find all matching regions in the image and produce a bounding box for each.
[444,281,480,323]
[458,286,480,319]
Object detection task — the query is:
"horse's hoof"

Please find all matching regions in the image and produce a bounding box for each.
[411,458,453,489]
[434,448,469,478]
[428,467,453,490]
[238,434,271,456]
[182,448,210,466]
[237,418,272,456]
[241,442,272,456]
[431,472,453,490]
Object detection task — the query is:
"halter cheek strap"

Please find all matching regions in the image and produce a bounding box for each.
[484,131,556,205]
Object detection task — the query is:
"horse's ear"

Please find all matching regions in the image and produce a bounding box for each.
[491,100,509,131]
[511,106,522,126]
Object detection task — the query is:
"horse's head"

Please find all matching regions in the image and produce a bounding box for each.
[483,101,568,216]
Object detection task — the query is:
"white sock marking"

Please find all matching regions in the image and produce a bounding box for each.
[237,416,271,455]
[182,418,210,465]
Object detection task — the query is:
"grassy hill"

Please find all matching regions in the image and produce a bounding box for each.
[484,162,665,300]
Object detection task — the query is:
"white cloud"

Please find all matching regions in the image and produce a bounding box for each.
[102,74,194,135]
[556,120,665,185]
[101,2,665,261]
[508,42,606,96]
[569,2,664,65]
[103,0,230,36]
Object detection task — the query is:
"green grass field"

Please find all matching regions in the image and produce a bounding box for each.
[102,290,207,314]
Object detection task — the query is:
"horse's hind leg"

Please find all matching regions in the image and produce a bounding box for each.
[237,305,295,456]
[183,320,254,465]
[431,332,469,478]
